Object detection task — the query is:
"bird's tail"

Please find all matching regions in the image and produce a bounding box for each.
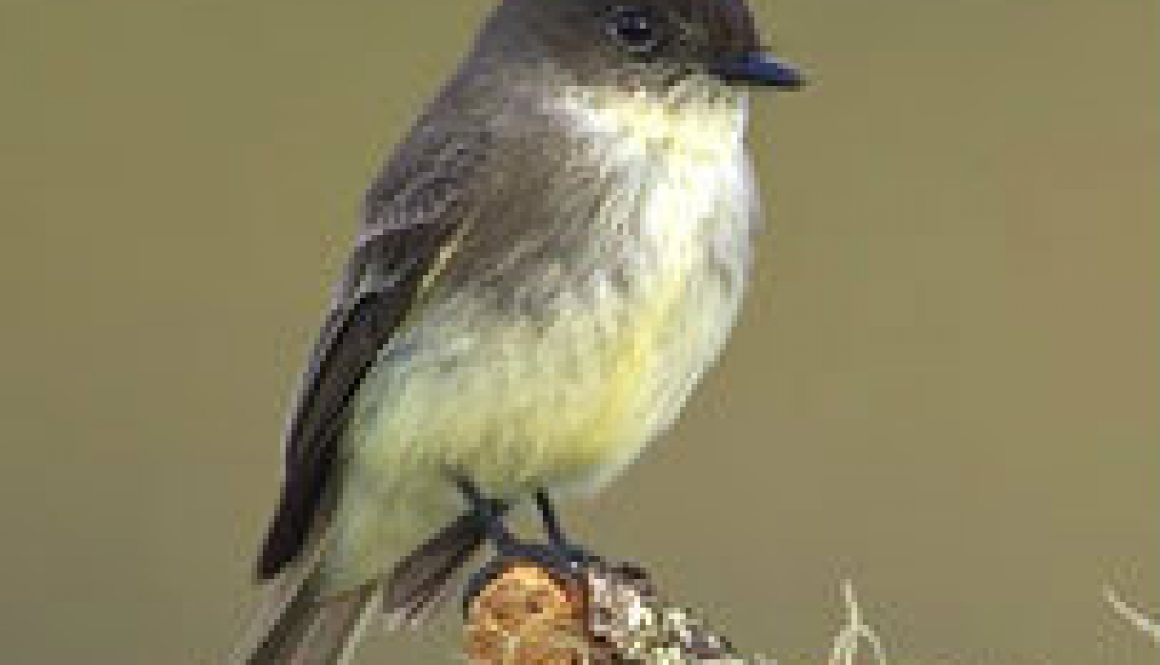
[232,512,489,663]
[231,558,381,665]
[381,511,490,628]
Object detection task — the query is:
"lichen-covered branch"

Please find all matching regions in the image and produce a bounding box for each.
[460,546,896,665]
[464,556,741,663]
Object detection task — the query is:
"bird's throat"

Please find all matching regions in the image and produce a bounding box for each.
[549,83,749,164]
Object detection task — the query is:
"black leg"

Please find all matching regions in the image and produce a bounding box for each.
[534,488,599,568]
[456,481,600,617]
[449,474,514,551]
[534,489,568,548]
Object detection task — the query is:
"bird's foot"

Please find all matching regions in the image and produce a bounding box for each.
[450,476,601,614]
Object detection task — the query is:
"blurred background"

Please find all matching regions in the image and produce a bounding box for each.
[1,0,1157,663]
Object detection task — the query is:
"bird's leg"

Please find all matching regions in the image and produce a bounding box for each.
[450,474,515,552]
[534,489,567,547]
[455,479,598,615]
[453,475,568,614]
[534,488,597,567]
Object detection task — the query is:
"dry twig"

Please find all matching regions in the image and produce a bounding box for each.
[1104,585,1160,646]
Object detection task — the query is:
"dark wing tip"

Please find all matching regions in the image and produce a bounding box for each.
[256,510,300,580]
[255,478,325,580]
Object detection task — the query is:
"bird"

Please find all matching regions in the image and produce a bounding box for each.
[235,0,801,662]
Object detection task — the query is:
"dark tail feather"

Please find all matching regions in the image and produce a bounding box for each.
[232,560,381,665]
[383,512,489,628]
[233,513,486,663]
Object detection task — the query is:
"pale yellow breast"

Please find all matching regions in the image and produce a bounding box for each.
[349,92,755,495]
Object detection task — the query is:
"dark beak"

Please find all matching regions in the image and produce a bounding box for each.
[714,52,805,89]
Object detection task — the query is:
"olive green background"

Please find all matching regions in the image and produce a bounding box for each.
[1,1,1156,663]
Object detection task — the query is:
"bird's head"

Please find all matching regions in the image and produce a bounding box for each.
[470,0,803,100]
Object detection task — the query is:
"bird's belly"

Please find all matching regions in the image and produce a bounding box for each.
[323,265,742,591]
[349,263,742,503]
[347,148,755,504]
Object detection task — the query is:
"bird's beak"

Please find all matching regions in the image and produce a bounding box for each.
[714,52,805,89]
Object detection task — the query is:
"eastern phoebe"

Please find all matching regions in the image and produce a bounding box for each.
[237,0,800,662]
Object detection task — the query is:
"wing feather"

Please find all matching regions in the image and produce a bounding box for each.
[257,127,489,579]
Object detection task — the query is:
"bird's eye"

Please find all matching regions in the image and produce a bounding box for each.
[605,6,661,54]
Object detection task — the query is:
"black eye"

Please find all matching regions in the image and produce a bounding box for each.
[606,6,661,54]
